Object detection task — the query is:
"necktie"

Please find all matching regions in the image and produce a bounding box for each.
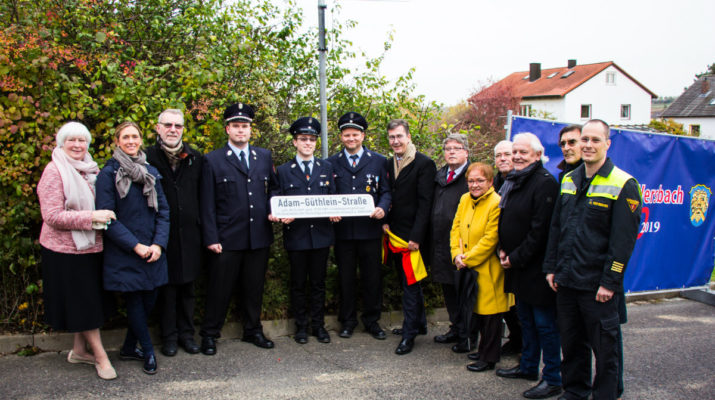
[303,160,311,180]
[447,170,455,183]
[350,154,358,168]
[239,151,248,171]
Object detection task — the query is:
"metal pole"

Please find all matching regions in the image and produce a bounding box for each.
[505,109,513,140]
[318,0,328,158]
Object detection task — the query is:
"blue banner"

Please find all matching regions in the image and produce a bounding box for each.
[511,116,715,292]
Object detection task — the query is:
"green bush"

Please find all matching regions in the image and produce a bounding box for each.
[0,0,447,333]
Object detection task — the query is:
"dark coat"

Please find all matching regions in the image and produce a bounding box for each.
[327,147,391,241]
[497,161,558,306]
[145,142,203,284]
[429,164,468,284]
[557,159,583,184]
[386,151,436,261]
[96,158,170,292]
[494,172,507,192]
[276,158,336,251]
[200,144,279,251]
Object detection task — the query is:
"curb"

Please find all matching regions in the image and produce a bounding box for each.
[0,308,451,355]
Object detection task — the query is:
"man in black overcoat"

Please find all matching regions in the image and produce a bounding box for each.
[429,133,469,350]
[327,112,391,340]
[495,132,562,399]
[146,109,203,356]
[198,102,279,355]
[382,119,436,355]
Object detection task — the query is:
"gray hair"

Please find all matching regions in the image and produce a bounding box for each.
[443,133,469,154]
[56,121,92,147]
[512,132,549,164]
[157,108,184,125]
[494,140,512,156]
[386,119,410,135]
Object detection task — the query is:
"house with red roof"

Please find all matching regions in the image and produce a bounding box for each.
[472,60,657,125]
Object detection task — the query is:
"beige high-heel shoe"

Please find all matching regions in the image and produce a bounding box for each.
[67,350,95,365]
[95,362,117,380]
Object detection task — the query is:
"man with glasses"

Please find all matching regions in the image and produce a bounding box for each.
[199,102,279,355]
[556,125,583,183]
[327,112,390,341]
[146,109,203,357]
[382,119,436,355]
[430,134,470,351]
[544,120,641,400]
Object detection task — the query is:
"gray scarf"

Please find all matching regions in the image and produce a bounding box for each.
[113,147,158,210]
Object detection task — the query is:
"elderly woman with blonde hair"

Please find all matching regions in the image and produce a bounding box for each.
[37,121,117,380]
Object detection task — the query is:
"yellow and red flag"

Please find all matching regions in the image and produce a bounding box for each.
[382,230,427,285]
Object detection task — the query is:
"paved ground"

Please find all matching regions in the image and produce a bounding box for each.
[0,297,713,399]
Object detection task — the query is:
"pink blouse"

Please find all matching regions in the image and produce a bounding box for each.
[37,162,103,254]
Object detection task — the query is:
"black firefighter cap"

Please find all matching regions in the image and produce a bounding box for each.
[289,117,321,136]
[338,112,368,132]
[223,102,255,123]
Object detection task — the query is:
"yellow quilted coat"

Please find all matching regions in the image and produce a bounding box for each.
[450,187,514,315]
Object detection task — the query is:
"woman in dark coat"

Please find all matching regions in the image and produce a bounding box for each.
[145,109,204,356]
[96,121,169,375]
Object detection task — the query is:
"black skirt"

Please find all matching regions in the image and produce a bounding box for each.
[41,247,108,332]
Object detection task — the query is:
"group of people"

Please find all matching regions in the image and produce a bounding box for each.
[38,103,641,400]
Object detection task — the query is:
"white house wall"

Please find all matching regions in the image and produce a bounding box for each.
[563,66,652,125]
[669,117,715,139]
[520,98,565,120]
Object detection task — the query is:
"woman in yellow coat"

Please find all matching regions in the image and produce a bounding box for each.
[451,162,513,372]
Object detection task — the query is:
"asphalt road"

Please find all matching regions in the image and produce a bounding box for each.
[0,297,713,399]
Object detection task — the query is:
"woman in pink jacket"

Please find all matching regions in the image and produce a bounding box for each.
[37,122,117,380]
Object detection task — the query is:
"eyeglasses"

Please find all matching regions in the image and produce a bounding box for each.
[559,139,577,148]
[444,146,465,152]
[297,136,317,142]
[467,178,488,186]
[161,122,184,129]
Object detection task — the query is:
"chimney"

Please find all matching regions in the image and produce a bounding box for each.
[529,63,541,82]
[567,59,577,69]
[702,78,710,94]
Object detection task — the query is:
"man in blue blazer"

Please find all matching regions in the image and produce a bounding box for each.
[327,112,391,340]
[199,102,279,355]
[275,117,337,345]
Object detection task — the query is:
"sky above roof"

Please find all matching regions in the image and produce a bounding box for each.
[296,0,715,106]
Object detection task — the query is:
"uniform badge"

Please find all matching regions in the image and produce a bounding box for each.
[366,186,371,192]
[689,184,711,227]
[627,198,640,213]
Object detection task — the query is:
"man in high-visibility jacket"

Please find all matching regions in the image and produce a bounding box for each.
[544,119,641,400]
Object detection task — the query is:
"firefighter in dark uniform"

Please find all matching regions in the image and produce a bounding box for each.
[199,102,279,355]
[327,112,391,340]
[544,119,641,400]
[275,117,338,345]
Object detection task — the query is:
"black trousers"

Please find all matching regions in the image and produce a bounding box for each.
[557,286,620,400]
[503,305,522,344]
[473,313,503,363]
[392,253,427,340]
[200,247,269,338]
[335,238,383,330]
[288,247,329,329]
[441,282,459,331]
[159,281,196,342]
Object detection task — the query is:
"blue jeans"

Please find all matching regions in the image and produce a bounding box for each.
[122,290,158,356]
[517,298,562,386]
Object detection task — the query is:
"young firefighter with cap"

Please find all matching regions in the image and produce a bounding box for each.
[327,112,391,340]
[275,117,338,344]
[199,102,279,355]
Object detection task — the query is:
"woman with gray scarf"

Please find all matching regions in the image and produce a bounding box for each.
[37,122,117,380]
[96,121,170,375]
